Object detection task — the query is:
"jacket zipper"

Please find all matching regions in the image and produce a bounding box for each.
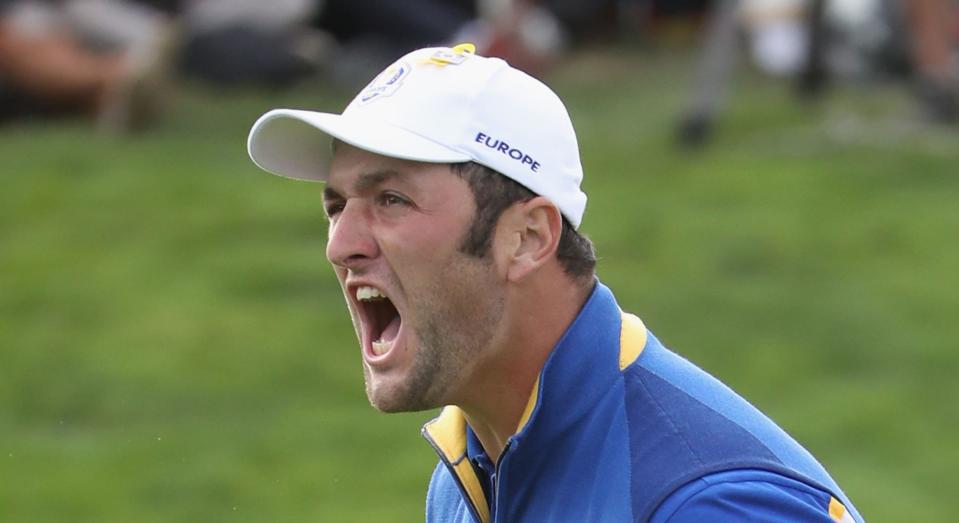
[489,440,512,522]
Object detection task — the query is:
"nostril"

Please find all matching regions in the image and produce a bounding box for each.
[340,253,372,270]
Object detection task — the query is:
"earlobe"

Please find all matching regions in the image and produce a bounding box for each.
[502,197,562,282]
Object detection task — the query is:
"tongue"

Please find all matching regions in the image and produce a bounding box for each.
[380,315,401,343]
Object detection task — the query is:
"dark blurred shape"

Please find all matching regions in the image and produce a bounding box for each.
[677,0,738,148]
[313,0,475,85]
[180,25,315,86]
[317,0,475,52]
[530,0,619,42]
[677,110,713,147]
[178,0,330,87]
[915,75,959,123]
[313,0,613,82]
[796,0,828,98]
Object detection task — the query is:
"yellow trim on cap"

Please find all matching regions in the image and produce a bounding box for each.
[515,377,541,433]
[452,42,476,54]
[422,407,491,523]
[619,312,648,370]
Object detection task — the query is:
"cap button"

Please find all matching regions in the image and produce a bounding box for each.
[452,42,476,55]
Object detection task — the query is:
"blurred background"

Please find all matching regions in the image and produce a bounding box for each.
[1,0,957,521]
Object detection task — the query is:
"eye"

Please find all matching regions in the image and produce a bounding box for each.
[324,201,345,219]
[377,192,409,208]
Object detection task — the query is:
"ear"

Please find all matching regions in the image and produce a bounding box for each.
[492,197,563,283]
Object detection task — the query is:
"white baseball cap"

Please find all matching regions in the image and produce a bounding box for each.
[247,43,587,227]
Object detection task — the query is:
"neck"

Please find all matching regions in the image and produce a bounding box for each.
[458,275,593,462]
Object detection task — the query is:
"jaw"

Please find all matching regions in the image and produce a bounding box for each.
[362,338,449,413]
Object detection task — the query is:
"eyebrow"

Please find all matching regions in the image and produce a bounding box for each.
[324,169,405,202]
[355,169,404,192]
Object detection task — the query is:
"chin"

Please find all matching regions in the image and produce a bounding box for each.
[370,401,410,414]
[366,385,437,414]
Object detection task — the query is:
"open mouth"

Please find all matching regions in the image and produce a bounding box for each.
[355,285,402,357]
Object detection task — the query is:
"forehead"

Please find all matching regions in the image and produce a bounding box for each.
[326,142,462,194]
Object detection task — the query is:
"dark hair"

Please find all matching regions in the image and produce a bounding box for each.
[450,162,596,280]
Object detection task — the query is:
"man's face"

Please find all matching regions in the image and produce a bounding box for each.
[323,144,505,412]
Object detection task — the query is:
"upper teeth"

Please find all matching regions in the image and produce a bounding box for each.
[356,286,386,301]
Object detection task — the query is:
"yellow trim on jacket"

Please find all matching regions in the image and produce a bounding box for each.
[421,311,649,522]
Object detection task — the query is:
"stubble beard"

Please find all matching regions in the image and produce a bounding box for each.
[368,256,504,413]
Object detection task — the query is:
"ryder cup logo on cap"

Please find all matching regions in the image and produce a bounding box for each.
[247,43,588,227]
[358,61,411,104]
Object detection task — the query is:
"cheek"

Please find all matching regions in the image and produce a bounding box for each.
[380,221,466,266]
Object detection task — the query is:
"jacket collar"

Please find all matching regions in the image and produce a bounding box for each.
[421,281,648,522]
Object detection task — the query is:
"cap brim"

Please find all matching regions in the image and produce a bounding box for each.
[247,109,471,182]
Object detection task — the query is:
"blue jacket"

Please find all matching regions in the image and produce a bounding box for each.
[422,282,863,522]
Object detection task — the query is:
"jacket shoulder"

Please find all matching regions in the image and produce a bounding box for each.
[623,333,855,520]
[650,469,861,523]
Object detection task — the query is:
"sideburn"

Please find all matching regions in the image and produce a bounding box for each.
[451,163,536,259]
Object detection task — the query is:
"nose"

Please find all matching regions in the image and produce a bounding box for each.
[326,200,379,270]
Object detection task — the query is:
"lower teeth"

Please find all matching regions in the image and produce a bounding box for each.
[371,340,389,356]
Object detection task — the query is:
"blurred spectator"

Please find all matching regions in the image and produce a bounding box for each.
[0,0,572,98]
[800,0,958,122]
[678,0,959,146]
[0,0,174,131]
[177,0,565,87]
[313,0,569,83]
[470,0,568,74]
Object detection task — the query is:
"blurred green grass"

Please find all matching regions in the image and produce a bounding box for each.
[2,48,957,521]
